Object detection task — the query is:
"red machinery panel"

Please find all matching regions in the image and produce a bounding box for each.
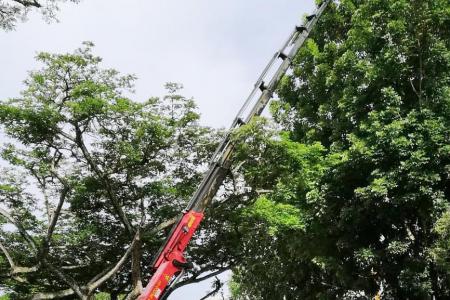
[138,211,204,300]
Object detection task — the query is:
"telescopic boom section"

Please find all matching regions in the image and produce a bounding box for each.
[138,1,330,299]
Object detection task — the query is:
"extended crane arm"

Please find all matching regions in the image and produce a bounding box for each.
[138,1,331,299]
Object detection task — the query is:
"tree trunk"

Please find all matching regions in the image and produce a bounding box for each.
[129,231,143,299]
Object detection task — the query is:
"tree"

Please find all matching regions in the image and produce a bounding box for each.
[0,0,79,31]
[0,42,234,299]
[230,0,450,298]
[431,209,450,276]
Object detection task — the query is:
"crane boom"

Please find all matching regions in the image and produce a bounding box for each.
[138,1,331,299]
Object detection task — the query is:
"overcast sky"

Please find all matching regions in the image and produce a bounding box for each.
[0,0,314,298]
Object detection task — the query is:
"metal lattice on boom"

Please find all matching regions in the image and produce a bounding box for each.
[138,1,331,299]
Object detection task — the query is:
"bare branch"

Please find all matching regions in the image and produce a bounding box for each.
[130,237,143,297]
[144,216,178,236]
[87,267,111,287]
[12,0,42,8]
[31,289,75,300]
[12,265,38,274]
[256,189,273,194]
[410,78,420,99]
[41,259,85,299]
[127,199,147,297]
[0,209,83,297]
[1,229,38,283]
[185,268,229,287]
[231,160,245,175]
[87,230,140,293]
[60,264,88,270]
[43,188,52,225]
[168,267,230,296]
[74,125,134,234]
[45,186,69,246]
[0,240,16,268]
[199,277,223,300]
[49,168,70,188]
[58,130,77,143]
[0,207,38,252]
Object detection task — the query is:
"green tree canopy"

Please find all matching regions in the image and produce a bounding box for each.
[0,43,236,299]
[231,0,450,299]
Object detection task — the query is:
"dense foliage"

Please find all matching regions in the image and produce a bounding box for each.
[231,0,450,298]
[0,43,233,299]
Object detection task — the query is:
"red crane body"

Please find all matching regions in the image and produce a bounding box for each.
[138,211,204,300]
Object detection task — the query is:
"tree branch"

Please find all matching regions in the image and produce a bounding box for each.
[0,209,83,297]
[87,229,141,293]
[199,277,223,300]
[31,289,75,300]
[41,259,85,298]
[0,240,32,282]
[0,207,38,252]
[180,267,229,288]
[11,265,38,274]
[74,124,134,234]
[143,216,178,238]
[43,185,69,254]
[58,130,77,143]
[162,267,230,299]
[12,0,42,8]
[0,240,16,268]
